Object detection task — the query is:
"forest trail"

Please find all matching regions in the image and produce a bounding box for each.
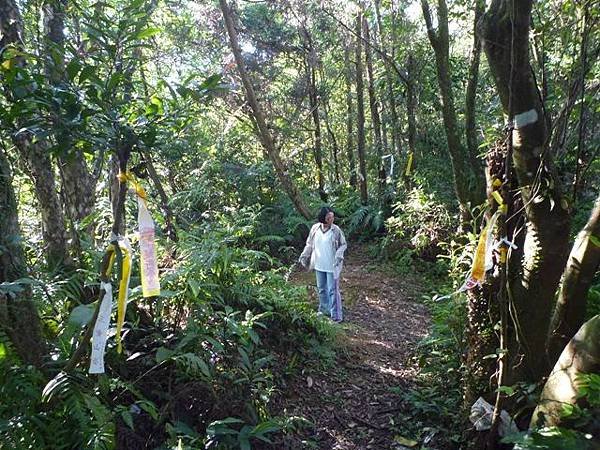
[282,244,431,449]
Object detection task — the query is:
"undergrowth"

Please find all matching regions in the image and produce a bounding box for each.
[0,219,338,449]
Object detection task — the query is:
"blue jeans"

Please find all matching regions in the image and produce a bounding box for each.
[315,270,335,317]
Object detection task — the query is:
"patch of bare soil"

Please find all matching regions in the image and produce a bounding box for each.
[278,244,430,449]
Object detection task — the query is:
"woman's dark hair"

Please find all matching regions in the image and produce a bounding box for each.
[317,206,333,224]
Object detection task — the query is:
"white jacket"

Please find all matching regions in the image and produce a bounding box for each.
[299,223,347,279]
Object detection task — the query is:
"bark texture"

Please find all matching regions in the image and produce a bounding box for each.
[355,12,368,205]
[482,0,571,381]
[0,0,70,269]
[532,315,600,428]
[0,148,46,368]
[548,195,600,362]
[421,0,485,216]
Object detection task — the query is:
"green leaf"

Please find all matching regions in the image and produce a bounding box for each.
[66,60,82,80]
[121,409,134,430]
[239,436,251,450]
[590,235,600,247]
[394,435,418,447]
[106,72,123,92]
[498,385,515,396]
[68,304,96,327]
[138,400,159,420]
[79,65,97,84]
[135,27,162,40]
[156,346,174,363]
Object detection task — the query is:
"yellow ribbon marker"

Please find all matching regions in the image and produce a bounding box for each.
[471,225,489,282]
[492,190,508,215]
[435,212,500,300]
[499,246,507,263]
[115,237,132,354]
[473,211,501,282]
[405,152,414,177]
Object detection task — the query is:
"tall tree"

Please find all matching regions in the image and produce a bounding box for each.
[465,0,485,166]
[363,16,384,192]
[421,0,485,218]
[302,27,327,201]
[43,0,97,243]
[374,0,403,159]
[0,0,70,269]
[355,11,368,205]
[219,0,311,219]
[343,39,357,188]
[0,148,45,368]
[481,0,571,383]
[43,0,96,217]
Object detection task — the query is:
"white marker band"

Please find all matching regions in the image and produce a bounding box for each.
[514,109,538,129]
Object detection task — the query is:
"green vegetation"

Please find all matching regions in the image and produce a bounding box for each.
[0,0,598,448]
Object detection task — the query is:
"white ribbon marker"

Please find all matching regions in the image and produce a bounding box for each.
[137,196,160,297]
[89,281,113,374]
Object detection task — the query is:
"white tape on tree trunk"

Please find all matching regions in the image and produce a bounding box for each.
[89,281,113,374]
[514,109,538,129]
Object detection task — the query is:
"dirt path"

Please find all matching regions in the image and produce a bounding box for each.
[281,245,430,449]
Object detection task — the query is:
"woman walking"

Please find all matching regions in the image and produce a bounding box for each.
[299,207,347,322]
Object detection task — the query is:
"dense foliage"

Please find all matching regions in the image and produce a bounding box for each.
[0,0,598,448]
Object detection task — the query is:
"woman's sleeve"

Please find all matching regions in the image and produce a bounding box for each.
[299,225,315,266]
[335,228,347,260]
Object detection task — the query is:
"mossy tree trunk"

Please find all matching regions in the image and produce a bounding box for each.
[0,148,46,368]
[481,0,571,383]
[0,0,71,270]
[547,195,600,362]
[421,0,485,218]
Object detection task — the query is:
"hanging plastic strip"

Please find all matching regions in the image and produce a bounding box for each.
[89,281,114,374]
[435,211,500,301]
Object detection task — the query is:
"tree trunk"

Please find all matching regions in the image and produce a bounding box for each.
[547,195,600,362]
[465,0,484,174]
[44,0,96,226]
[481,0,571,382]
[303,30,326,201]
[322,98,341,185]
[532,315,600,428]
[219,0,311,219]
[406,54,418,183]
[421,0,485,217]
[0,0,71,270]
[363,17,385,193]
[343,40,357,188]
[0,148,46,368]
[142,153,178,242]
[374,0,402,159]
[355,12,368,205]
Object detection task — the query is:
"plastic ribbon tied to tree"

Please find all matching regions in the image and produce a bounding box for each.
[405,152,413,177]
[436,183,516,300]
[89,172,160,374]
[435,210,501,301]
